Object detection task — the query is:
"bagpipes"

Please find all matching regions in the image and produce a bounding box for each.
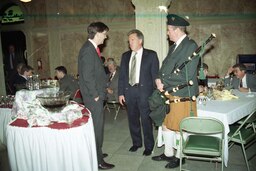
[159,80,196,104]
[161,33,216,103]
[173,33,216,74]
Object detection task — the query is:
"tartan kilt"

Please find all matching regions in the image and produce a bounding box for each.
[163,95,197,131]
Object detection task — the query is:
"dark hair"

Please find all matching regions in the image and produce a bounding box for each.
[21,65,33,75]
[233,63,247,72]
[127,29,144,45]
[87,22,109,39]
[55,66,67,74]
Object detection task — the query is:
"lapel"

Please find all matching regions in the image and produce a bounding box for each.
[126,51,132,76]
[140,48,147,79]
[171,36,188,59]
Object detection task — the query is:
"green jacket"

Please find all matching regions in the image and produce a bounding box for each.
[158,36,199,97]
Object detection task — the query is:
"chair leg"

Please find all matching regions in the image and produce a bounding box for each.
[104,104,110,112]
[241,143,250,171]
[114,104,120,120]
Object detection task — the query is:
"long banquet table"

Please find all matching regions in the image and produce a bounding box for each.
[6,112,98,171]
[197,90,256,167]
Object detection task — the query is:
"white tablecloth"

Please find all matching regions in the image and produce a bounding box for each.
[0,108,12,146]
[6,116,98,171]
[197,90,256,166]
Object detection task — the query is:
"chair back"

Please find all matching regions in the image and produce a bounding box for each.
[73,89,82,99]
[180,117,224,136]
[73,89,83,104]
[231,111,256,137]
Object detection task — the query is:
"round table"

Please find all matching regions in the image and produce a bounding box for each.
[7,113,98,171]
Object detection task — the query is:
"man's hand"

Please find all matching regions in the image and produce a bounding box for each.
[155,78,164,92]
[239,87,249,92]
[94,96,99,101]
[226,67,234,76]
[119,95,125,106]
[106,88,113,94]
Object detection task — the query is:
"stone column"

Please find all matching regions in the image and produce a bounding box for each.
[131,0,171,64]
[46,0,61,78]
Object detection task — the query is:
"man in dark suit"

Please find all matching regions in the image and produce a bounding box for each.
[4,45,26,94]
[152,14,199,169]
[106,58,119,101]
[78,22,115,170]
[118,29,159,156]
[55,66,79,99]
[224,63,256,92]
[13,65,33,91]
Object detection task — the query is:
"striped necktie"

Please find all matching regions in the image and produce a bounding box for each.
[129,52,137,86]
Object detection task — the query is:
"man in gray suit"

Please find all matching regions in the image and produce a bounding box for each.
[224,63,256,92]
[106,58,119,101]
[78,22,114,170]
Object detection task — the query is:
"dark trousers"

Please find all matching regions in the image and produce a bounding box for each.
[126,86,154,150]
[83,97,104,164]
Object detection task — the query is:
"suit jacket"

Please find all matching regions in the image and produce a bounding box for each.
[158,36,199,97]
[118,48,159,99]
[78,40,107,101]
[13,74,27,91]
[4,52,25,72]
[59,74,80,99]
[224,73,256,92]
[106,68,119,101]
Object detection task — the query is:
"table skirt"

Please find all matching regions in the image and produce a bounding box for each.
[7,116,98,171]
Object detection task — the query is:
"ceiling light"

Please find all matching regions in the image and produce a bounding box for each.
[20,0,32,2]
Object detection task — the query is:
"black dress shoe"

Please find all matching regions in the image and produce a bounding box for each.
[165,157,185,169]
[129,145,142,152]
[98,161,115,170]
[143,149,152,156]
[103,153,108,158]
[152,153,173,161]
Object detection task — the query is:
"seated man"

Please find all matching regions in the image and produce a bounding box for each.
[55,66,80,100]
[13,65,33,91]
[9,63,26,94]
[224,63,256,92]
[106,58,119,101]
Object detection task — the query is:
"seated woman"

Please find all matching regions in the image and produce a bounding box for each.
[55,66,80,101]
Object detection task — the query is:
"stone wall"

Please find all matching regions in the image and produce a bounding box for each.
[0,0,256,80]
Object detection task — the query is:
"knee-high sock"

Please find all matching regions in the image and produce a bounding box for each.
[175,132,188,159]
[163,130,175,157]
[174,133,180,158]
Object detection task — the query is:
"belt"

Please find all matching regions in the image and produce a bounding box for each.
[131,83,140,87]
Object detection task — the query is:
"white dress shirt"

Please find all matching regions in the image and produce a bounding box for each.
[129,47,143,84]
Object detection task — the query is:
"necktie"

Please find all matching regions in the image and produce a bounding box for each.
[109,73,113,82]
[129,52,137,86]
[171,43,176,53]
[240,80,243,88]
[10,54,14,69]
[96,47,101,57]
